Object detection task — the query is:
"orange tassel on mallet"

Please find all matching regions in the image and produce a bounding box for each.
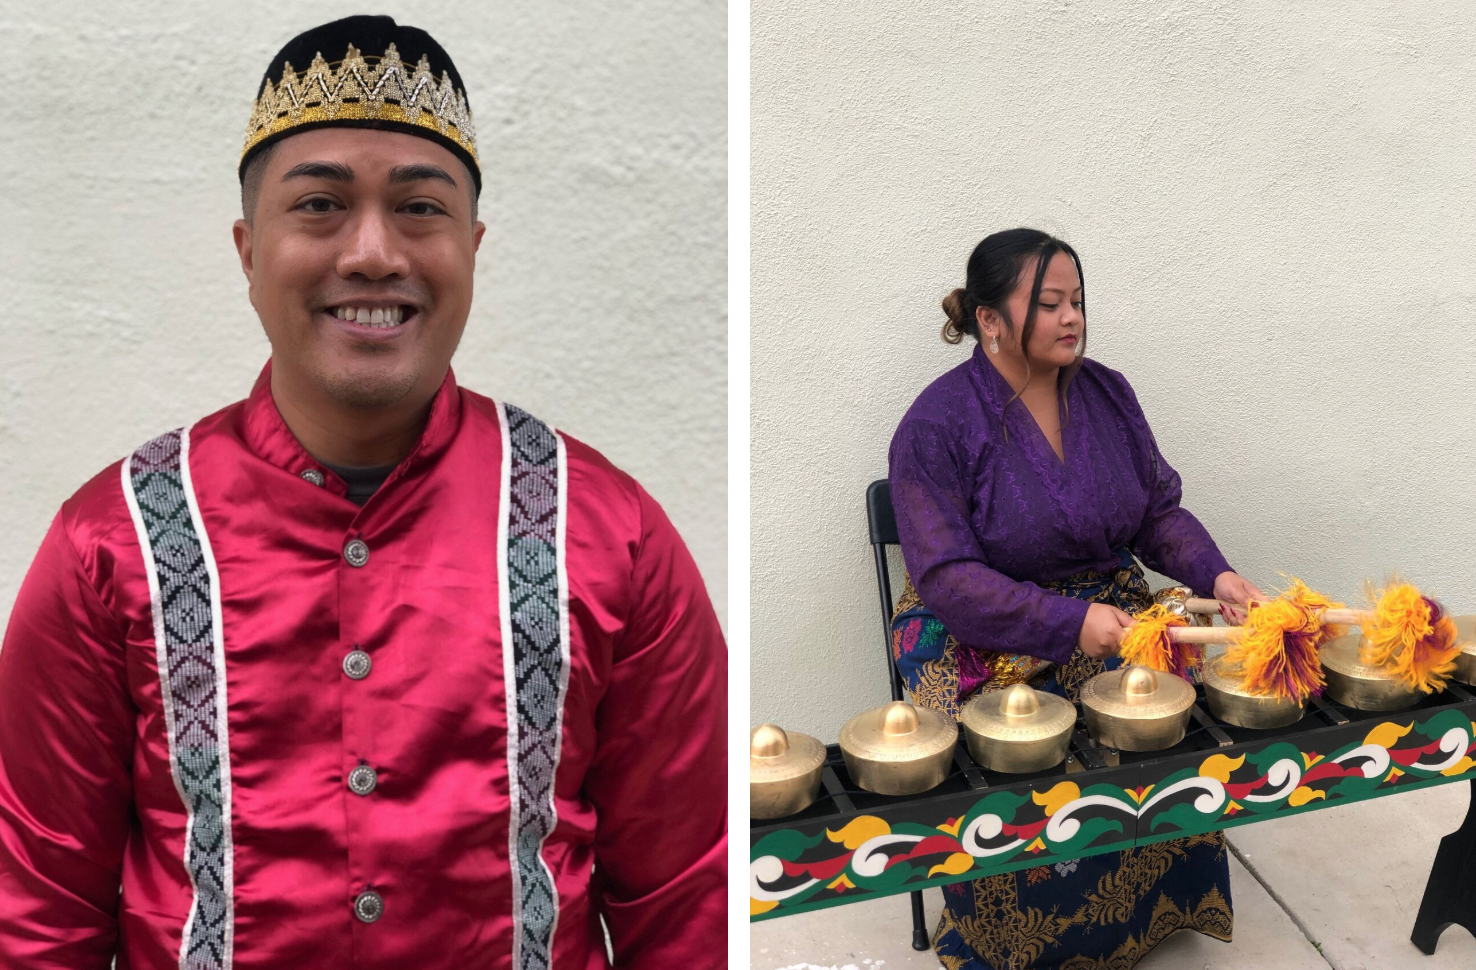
[1219,578,1345,703]
[1356,578,1459,694]
[1182,576,1460,694]
[1120,603,1200,680]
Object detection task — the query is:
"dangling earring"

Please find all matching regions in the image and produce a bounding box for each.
[1074,337,1084,358]
[989,334,1000,354]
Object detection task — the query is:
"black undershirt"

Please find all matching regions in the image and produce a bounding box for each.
[321,460,397,507]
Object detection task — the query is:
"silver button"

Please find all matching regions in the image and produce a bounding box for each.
[348,764,378,795]
[300,468,325,486]
[343,650,372,680]
[344,538,369,567]
[354,888,383,923]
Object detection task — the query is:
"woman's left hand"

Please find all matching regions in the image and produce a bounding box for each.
[1212,571,1266,625]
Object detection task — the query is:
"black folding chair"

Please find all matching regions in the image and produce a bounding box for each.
[864,478,932,951]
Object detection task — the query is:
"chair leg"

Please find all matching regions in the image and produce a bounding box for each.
[909,889,930,950]
[1412,778,1476,954]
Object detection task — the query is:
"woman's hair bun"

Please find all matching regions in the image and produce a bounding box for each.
[941,287,967,325]
[940,287,969,344]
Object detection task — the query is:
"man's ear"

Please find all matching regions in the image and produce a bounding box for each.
[232,219,255,285]
[472,220,485,254]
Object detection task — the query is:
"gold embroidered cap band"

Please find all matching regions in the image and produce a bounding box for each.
[239,15,481,194]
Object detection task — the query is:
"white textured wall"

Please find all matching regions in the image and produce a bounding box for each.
[0,0,726,631]
[753,0,1476,739]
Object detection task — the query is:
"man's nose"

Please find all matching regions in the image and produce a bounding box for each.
[337,209,411,279]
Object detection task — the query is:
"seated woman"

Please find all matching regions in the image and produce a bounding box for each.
[888,227,1264,970]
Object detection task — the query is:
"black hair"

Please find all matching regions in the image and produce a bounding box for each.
[239,139,479,226]
[240,142,279,225]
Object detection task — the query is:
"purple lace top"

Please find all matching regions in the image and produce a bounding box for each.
[888,347,1234,667]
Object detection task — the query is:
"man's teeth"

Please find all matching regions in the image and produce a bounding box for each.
[333,306,405,327]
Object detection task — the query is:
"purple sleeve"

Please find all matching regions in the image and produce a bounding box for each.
[889,418,1088,666]
[1121,390,1233,598]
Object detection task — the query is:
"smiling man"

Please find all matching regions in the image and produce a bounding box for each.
[0,15,726,970]
[238,125,484,478]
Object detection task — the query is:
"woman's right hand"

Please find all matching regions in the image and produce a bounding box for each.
[1078,602,1134,659]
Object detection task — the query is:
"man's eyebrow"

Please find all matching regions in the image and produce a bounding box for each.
[280,160,355,182]
[388,163,458,188]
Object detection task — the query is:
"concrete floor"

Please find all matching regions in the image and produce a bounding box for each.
[751,783,1476,970]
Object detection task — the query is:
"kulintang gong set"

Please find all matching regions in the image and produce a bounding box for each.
[751,577,1476,817]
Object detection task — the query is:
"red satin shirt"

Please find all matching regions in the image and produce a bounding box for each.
[0,359,727,968]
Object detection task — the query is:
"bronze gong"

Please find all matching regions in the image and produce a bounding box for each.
[959,683,1075,773]
[838,700,957,795]
[1080,665,1196,751]
[1451,615,1476,686]
[1320,633,1421,711]
[749,723,826,819]
[1201,652,1306,729]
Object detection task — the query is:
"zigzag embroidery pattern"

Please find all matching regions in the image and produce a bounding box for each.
[243,42,478,158]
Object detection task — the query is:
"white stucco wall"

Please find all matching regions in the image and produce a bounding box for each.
[752,1,1476,739]
[0,0,726,633]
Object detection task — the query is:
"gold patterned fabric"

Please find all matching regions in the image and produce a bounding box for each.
[932,838,1233,970]
[892,553,1147,712]
[890,558,1234,969]
[892,573,1047,718]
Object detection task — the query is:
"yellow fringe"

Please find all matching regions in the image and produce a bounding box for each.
[1221,577,1344,702]
[1122,603,1194,677]
[1280,577,1347,629]
[1361,579,1459,693]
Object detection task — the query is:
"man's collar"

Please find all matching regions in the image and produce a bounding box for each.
[240,357,463,497]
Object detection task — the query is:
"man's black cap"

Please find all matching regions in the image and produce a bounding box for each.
[239,15,481,195]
